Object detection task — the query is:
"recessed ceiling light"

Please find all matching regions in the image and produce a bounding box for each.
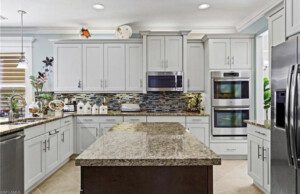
[93,3,104,10]
[198,3,210,10]
[0,15,8,20]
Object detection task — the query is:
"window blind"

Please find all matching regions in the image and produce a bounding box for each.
[0,52,26,111]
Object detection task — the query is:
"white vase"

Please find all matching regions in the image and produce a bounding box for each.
[77,101,84,114]
[92,104,99,114]
[84,102,92,114]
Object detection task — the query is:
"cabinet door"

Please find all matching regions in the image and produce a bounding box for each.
[83,44,104,91]
[24,134,46,190]
[269,9,285,47]
[286,0,300,37]
[77,124,100,153]
[104,44,126,91]
[101,123,115,135]
[230,39,252,69]
[59,125,73,162]
[208,39,231,69]
[186,124,209,146]
[187,43,205,91]
[165,36,183,71]
[147,36,165,71]
[126,44,143,92]
[247,134,263,185]
[54,44,82,92]
[263,140,271,192]
[45,132,60,174]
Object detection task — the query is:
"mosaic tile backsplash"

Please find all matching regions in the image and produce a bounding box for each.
[54,92,204,112]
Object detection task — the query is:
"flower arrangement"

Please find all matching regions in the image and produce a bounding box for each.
[186,93,204,113]
[264,77,271,126]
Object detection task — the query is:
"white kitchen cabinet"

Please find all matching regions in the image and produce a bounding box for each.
[126,44,143,91]
[165,36,183,71]
[186,123,209,146]
[82,44,104,91]
[187,42,205,91]
[59,124,73,162]
[77,123,101,153]
[24,134,47,190]
[101,123,115,135]
[208,39,231,69]
[54,44,82,92]
[147,36,182,71]
[263,140,271,192]
[269,9,285,47]
[45,131,60,174]
[286,0,300,37]
[247,134,264,186]
[230,39,252,69]
[104,44,126,91]
[123,116,147,122]
[207,38,252,69]
[147,36,165,71]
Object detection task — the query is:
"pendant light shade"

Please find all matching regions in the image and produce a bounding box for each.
[17,10,28,69]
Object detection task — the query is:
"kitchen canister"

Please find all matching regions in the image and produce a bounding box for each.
[84,101,92,114]
[92,104,99,114]
[77,101,84,114]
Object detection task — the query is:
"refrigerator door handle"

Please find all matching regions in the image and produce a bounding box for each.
[290,64,299,169]
[285,65,294,166]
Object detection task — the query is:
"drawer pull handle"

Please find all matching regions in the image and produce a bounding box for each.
[192,119,202,122]
[226,148,236,151]
[255,131,266,136]
[64,120,70,124]
[84,119,93,121]
[106,119,116,122]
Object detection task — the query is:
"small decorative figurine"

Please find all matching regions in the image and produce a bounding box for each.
[80,27,91,39]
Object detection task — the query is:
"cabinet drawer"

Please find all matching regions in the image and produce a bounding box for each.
[147,116,185,126]
[247,125,270,141]
[186,116,209,124]
[210,143,247,155]
[61,117,73,127]
[124,116,147,122]
[98,116,123,123]
[45,120,61,132]
[24,125,46,140]
[77,116,100,123]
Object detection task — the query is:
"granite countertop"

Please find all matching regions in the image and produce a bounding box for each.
[244,120,271,129]
[75,122,221,167]
[0,111,209,136]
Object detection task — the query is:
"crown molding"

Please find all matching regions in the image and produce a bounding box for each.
[202,33,255,42]
[235,0,283,32]
[53,38,142,44]
[0,37,35,47]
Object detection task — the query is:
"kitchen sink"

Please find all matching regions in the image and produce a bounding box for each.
[0,118,47,125]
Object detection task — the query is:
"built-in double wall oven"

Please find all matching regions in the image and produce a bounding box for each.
[211,71,251,139]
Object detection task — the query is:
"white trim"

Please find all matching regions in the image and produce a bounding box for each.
[235,0,283,32]
[53,38,142,44]
[202,33,255,42]
[0,37,34,115]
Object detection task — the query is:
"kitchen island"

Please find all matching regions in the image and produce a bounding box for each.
[76,122,221,194]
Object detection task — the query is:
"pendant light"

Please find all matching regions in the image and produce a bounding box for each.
[17,10,28,69]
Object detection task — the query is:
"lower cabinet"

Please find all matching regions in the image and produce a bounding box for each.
[59,124,73,162]
[45,130,60,174]
[186,123,209,146]
[101,123,116,135]
[77,123,101,153]
[247,133,270,193]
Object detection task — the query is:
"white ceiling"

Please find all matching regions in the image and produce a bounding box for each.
[0,0,275,32]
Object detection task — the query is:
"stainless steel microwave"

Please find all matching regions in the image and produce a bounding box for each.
[147,72,183,92]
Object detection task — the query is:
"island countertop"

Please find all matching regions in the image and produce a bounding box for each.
[75,122,221,167]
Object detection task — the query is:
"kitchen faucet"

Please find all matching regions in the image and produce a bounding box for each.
[8,94,26,122]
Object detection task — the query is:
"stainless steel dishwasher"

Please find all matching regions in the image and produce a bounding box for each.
[0,131,25,193]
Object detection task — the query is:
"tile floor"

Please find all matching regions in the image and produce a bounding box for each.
[30,159,263,194]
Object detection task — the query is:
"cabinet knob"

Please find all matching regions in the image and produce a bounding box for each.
[100,80,103,88]
[78,80,82,88]
[140,79,143,88]
[231,56,235,65]
[227,56,230,65]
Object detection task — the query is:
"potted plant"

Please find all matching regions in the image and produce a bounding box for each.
[263,77,271,127]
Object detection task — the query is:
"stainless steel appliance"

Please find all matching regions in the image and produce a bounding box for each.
[212,107,249,137]
[211,71,251,107]
[271,36,300,194]
[0,131,25,193]
[147,72,183,92]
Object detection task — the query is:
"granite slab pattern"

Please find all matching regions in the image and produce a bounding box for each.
[0,111,209,136]
[244,120,271,129]
[75,122,221,167]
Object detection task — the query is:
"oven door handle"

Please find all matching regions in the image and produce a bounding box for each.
[212,78,250,82]
[213,107,249,111]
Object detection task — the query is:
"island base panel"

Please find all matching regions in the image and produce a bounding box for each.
[80,166,213,194]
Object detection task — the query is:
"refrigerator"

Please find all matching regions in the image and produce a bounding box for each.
[271,35,300,194]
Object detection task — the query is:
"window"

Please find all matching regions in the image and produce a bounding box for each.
[0,52,26,113]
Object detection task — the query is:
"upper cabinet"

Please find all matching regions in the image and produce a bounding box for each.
[54,44,82,92]
[54,41,143,93]
[286,0,300,38]
[104,44,126,91]
[206,37,253,70]
[126,44,143,91]
[268,9,285,47]
[187,42,205,91]
[147,36,182,71]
